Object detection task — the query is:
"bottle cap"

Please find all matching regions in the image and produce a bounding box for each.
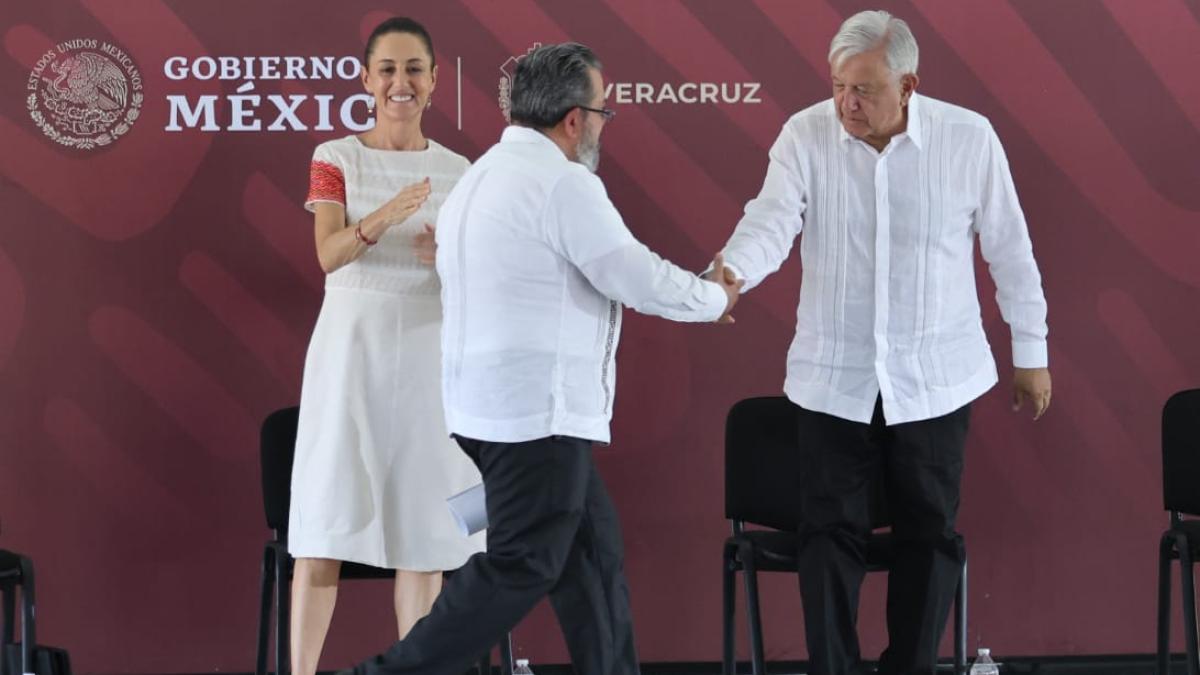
[516,659,530,667]
[978,648,990,656]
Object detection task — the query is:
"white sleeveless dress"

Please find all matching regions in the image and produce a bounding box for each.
[288,135,485,570]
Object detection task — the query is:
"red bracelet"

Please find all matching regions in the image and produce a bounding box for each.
[355,224,377,246]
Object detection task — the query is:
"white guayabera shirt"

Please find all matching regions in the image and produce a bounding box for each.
[722,93,1049,425]
[437,126,727,444]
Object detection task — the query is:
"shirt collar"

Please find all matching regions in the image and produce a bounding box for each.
[836,92,924,151]
[501,124,565,155]
[905,93,924,149]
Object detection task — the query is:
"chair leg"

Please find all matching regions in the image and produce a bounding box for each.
[1161,534,1177,675]
[275,549,291,675]
[499,632,514,675]
[256,546,275,675]
[1178,534,1199,675]
[17,557,34,675]
[2,581,14,647]
[1,580,12,675]
[723,543,737,675]
[955,559,968,675]
[738,542,765,675]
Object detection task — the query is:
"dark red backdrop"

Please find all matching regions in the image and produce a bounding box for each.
[2,0,1199,672]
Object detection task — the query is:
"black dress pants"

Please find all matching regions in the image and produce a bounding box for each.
[796,399,970,675]
[348,434,639,675]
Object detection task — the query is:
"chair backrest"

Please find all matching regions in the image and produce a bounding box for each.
[260,406,300,533]
[725,397,805,531]
[1162,389,1200,516]
[725,396,890,532]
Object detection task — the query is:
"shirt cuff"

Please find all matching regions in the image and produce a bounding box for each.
[700,279,729,322]
[1012,340,1048,369]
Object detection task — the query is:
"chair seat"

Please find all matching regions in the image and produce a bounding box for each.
[1163,520,1200,557]
[727,529,897,573]
[0,551,22,578]
[340,561,472,581]
[340,561,395,580]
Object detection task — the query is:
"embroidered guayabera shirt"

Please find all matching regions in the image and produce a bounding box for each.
[437,126,727,444]
[722,94,1049,425]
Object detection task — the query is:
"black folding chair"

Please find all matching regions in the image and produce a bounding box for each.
[720,396,967,675]
[255,406,513,675]
[1157,389,1200,675]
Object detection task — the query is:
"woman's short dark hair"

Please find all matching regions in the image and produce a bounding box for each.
[364,17,435,69]
[509,42,601,129]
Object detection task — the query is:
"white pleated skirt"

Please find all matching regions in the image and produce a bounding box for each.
[288,288,485,570]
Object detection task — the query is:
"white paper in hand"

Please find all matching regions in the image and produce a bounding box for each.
[447,482,488,536]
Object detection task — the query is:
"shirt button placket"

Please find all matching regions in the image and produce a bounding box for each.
[873,152,894,416]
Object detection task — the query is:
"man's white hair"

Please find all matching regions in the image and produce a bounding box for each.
[828,10,919,77]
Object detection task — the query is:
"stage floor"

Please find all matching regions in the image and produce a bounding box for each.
[188,655,1185,675]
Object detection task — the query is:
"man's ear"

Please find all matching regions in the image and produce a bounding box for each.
[901,73,920,103]
[561,106,584,140]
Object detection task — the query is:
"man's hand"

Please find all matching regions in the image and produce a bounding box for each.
[706,252,744,324]
[414,223,436,265]
[1013,367,1052,420]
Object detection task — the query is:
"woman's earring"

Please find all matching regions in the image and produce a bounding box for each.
[426,94,433,109]
[367,97,376,112]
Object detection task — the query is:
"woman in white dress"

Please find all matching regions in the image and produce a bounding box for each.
[288,17,484,675]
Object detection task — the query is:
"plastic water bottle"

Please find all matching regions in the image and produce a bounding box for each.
[513,659,534,675]
[969,648,999,675]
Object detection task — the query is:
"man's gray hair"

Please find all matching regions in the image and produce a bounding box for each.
[510,42,602,129]
[828,10,919,77]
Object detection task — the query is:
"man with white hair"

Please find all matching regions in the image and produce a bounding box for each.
[711,10,1051,675]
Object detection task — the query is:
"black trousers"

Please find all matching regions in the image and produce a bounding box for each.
[796,399,970,675]
[349,434,639,675]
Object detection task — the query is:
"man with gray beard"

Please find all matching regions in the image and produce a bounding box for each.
[342,42,741,675]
